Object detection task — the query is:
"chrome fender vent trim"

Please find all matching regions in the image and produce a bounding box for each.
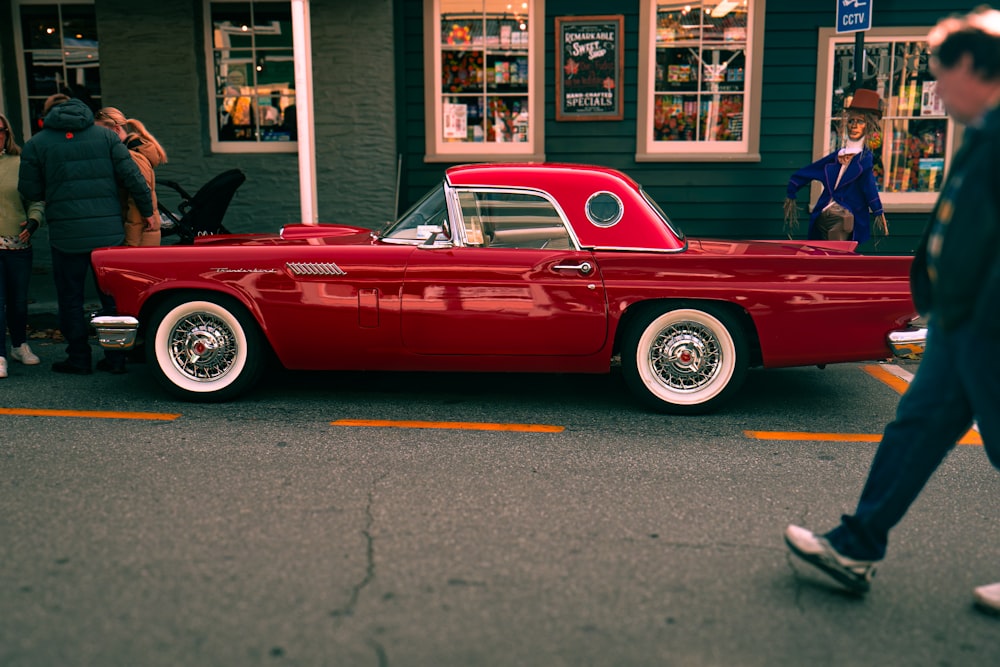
[286,262,347,276]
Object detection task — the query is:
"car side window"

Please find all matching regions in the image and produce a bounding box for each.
[457,190,574,250]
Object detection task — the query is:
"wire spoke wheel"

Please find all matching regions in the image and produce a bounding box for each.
[623,306,748,414]
[167,311,239,381]
[148,295,264,401]
[649,320,723,393]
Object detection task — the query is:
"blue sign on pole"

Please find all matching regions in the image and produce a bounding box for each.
[836,0,873,33]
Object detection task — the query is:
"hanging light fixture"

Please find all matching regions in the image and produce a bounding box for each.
[711,1,739,18]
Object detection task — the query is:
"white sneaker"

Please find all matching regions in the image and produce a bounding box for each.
[784,524,877,594]
[10,343,40,365]
[974,582,1000,614]
[0,357,7,378]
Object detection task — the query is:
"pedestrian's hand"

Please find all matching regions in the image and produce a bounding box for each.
[144,214,158,232]
[18,219,39,243]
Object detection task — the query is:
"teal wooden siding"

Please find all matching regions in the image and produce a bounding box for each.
[395,0,980,255]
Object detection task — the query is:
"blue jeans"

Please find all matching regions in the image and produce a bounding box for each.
[826,323,1000,561]
[51,246,121,369]
[0,247,33,357]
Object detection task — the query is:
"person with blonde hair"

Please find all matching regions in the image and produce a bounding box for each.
[95,107,167,247]
[0,113,45,378]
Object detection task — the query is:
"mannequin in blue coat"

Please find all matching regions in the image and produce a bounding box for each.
[784,88,889,243]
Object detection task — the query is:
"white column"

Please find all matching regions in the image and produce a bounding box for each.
[291,0,317,223]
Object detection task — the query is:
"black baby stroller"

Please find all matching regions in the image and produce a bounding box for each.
[157,168,246,244]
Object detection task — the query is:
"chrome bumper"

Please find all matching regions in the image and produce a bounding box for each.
[90,315,139,350]
[887,326,927,360]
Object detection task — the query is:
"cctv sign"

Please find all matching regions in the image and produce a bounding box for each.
[837,0,872,33]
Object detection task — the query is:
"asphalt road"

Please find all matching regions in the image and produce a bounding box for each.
[1,339,997,667]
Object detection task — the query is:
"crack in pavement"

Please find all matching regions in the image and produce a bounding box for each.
[330,474,384,621]
[369,638,389,667]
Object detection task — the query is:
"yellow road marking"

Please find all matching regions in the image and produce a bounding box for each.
[863,363,981,445]
[0,407,181,421]
[748,360,983,446]
[862,364,911,395]
[745,430,879,442]
[331,419,564,433]
[744,430,982,445]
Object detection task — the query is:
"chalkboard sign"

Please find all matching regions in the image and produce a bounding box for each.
[555,15,624,121]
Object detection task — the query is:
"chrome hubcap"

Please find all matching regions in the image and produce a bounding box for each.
[649,321,721,392]
[168,313,237,381]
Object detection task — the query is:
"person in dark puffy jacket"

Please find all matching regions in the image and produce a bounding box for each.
[18,96,156,375]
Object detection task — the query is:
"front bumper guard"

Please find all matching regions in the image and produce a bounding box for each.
[887,326,927,360]
[91,315,139,350]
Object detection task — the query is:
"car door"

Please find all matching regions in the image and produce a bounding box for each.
[400,189,608,357]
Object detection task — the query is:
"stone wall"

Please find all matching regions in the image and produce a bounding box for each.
[92,0,398,235]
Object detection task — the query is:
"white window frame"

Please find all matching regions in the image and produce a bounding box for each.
[205,0,299,154]
[815,27,955,212]
[423,0,545,162]
[11,0,99,139]
[636,0,765,162]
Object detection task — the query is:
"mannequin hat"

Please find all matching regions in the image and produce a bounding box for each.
[846,88,882,119]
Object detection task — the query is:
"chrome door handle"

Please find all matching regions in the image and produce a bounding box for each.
[553,261,593,275]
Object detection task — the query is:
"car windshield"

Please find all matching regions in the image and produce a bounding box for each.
[641,188,685,240]
[381,184,450,243]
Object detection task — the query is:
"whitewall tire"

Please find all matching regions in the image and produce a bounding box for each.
[622,305,748,414]
[147,295,264,401]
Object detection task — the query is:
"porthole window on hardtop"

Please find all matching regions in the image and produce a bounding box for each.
[586,192,623,227]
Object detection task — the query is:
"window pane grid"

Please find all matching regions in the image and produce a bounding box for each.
[436,0,533,149]
[829,38,948,195]
[212,1,296,144]
[652,1,747,144]
[20,3,101,133]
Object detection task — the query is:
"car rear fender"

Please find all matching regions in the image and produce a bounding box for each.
[613,298,762,367]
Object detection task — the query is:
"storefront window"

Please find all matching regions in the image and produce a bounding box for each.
[18,2,100,134]
[637,0,764,160]
[208,1,297,152]
[425,0,543,161]
[819,28,953,208]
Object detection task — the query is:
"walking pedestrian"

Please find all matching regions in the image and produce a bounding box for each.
[95,107,167,247]
[17,95,156,375]
[0,112,45,378]
[784,6,1000,614]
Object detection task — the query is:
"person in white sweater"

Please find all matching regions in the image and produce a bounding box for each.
[0,112,44,378]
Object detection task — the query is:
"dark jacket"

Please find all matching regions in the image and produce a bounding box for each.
[17,99,153,254]
[910,105,1000,338]
[786,149,884,244]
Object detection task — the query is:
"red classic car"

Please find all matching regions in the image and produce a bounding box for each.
[90,163,925,413]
